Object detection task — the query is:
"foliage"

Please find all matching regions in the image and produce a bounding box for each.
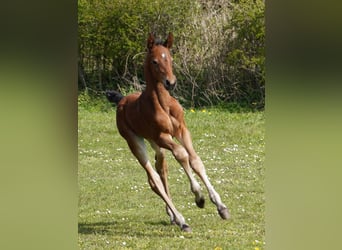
[78,91,111,112]
[226,0,265,108]
[78,0,265,109]
[78,106,265,249]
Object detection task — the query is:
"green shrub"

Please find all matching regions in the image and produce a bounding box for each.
[78,91,111,112]
[78,0,265,109]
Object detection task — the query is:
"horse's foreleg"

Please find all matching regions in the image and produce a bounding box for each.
[124,133,191,232]
[175,151,206,208]
[189,155,230,219]
[157,134,205,209]
[178,129,230,220]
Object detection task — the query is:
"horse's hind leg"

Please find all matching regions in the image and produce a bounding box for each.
[123,132,191,232]
[149,141,176,224]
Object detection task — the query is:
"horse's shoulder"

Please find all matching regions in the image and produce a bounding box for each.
[169,98,183,115]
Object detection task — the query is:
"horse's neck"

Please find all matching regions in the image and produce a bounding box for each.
[145,81,171,113]
[143,62,172,113]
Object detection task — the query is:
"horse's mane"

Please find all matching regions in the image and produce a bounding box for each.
[153,38,164,46]
[149,33,164,46]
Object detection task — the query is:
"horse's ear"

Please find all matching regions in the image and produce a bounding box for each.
[163,32,173,49]
[147,33,155,51]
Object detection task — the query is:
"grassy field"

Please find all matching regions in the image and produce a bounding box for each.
[78,105,265,249]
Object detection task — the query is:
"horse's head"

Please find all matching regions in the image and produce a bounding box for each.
[146,32,177,91]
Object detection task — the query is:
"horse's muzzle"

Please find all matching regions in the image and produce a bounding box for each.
[164,79,177,91]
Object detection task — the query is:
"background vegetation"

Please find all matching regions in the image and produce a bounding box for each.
[78,0,265,109]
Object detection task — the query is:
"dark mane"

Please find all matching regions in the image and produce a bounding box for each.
[154,38,164,46]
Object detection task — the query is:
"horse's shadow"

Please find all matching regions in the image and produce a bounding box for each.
[78,220,172,236]
[78,221,116,235]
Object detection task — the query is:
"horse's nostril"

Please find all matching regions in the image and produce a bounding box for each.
[164,79,176,91]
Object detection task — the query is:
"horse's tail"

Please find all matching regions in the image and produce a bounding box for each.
[105,90,124,105]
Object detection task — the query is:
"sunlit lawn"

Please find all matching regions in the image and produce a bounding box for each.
[78,106,265,249]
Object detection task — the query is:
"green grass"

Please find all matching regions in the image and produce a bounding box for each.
[78,105,265,249]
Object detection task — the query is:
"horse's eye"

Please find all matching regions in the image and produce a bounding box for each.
[152,59,158,65]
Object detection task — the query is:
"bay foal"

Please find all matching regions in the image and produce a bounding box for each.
[106,33,230,232]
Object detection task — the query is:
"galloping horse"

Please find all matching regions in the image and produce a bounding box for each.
[106,33,230,232]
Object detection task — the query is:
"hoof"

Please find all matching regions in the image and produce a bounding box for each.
[181,224,192,232]
[170,219,177,225]
[218,207,230,220]
[195,197,205,208]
